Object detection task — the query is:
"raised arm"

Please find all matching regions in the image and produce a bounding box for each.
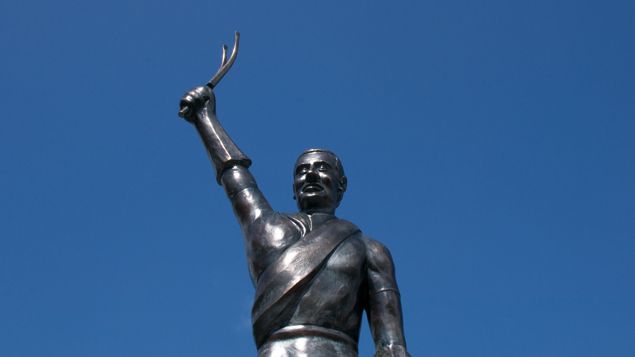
[178,33,274,229]
[179,86,273,229]
[364,237,410,357]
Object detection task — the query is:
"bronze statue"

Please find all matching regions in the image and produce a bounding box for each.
[179,33,410,357]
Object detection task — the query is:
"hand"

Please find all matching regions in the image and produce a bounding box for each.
[179,86,216,122]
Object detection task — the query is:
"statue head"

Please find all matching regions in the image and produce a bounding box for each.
[293,149,348,214]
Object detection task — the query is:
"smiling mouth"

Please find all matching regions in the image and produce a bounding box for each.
[302,184,324,193]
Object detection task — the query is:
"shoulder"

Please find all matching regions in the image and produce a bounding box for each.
[361,236,399,293]
[249,211,296,230]
[362,236,395,268]
[245,211,302,248]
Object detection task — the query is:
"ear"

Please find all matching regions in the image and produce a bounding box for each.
[340,176,348,192]
[337,176,348,202]
[292,183,296,200]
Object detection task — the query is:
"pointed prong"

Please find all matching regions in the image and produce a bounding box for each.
[230,31,239,60]
[221,44,228,66]
[207,31,240,89]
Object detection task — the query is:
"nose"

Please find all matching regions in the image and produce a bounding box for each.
[305,169,320,182]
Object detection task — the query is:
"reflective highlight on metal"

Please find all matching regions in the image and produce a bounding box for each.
[207,31,239,89]
[178,33,410,357]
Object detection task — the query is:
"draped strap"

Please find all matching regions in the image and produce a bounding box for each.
[251,218,360,348]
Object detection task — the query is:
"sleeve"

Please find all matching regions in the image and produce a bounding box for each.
[221,166,273,232]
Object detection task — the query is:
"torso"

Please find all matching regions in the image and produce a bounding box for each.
[287,235,367,340]
[245,212,368,341]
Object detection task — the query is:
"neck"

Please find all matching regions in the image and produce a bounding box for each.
[302,207,335,215]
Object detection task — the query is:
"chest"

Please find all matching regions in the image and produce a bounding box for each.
[323,236,367,278]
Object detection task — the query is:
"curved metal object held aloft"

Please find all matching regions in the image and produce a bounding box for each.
[178,32,240,118]
[208,31,240,89]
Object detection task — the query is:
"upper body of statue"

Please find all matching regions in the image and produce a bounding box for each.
[178,37,409,356]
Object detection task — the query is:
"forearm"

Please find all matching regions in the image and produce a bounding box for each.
[368,290,410,357]
[193,107,251,184]
[187,98,273,227]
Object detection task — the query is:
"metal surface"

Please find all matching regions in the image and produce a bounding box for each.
[178,34,410,357]
[207,31,240,89]
[178,32,239,118]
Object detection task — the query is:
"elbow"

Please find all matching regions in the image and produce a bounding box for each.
[374,343,410,357]
[221,166,257,197]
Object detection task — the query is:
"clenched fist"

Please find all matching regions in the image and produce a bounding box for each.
[179,86,216,123]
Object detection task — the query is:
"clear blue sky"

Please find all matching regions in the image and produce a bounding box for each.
[1,0,634,356]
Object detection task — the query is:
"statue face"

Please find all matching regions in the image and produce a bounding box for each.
[293,151,345,214]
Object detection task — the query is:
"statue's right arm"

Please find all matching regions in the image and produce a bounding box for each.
[180,86,274,229]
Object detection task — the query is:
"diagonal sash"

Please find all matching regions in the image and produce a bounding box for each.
[251,218,360,348]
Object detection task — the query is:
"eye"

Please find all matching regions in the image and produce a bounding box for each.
[295,165,309,175]
[317,162,331,171]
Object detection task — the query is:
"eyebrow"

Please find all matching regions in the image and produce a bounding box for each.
[298,160,332,167]
[295,161,333,173]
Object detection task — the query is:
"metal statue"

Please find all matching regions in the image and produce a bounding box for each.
[178,32,410,357]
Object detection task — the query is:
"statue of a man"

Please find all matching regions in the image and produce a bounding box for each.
[179,38,409,356]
